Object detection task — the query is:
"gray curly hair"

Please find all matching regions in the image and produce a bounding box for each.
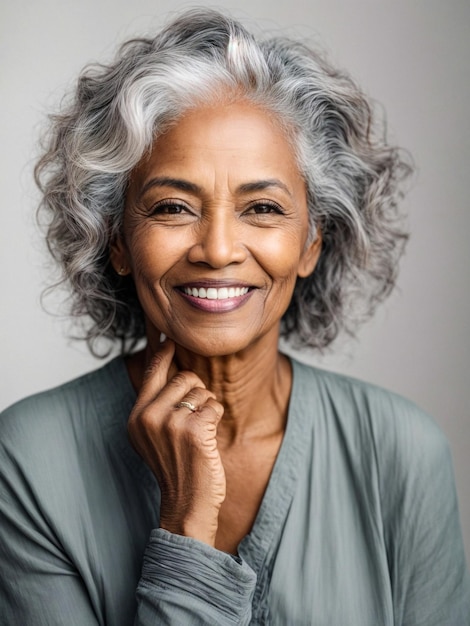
[35,8,412,355]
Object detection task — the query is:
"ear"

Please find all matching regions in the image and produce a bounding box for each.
[109,236,131,276]
[297,230,322,278]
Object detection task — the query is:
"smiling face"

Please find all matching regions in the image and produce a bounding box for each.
[111,100,321,356]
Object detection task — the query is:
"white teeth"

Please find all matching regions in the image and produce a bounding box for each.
[183,286,249,300]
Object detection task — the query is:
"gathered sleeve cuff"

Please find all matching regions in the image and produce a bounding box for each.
[135,529,256,625]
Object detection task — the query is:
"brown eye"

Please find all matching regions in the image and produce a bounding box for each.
[150,201,190,215]
[248,202,284,215]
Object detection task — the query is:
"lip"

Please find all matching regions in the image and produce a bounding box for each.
[177,280,254,289]
[175,281,256,313]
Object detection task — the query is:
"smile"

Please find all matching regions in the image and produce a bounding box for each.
[177,283,254,312]
[182,286,250,300]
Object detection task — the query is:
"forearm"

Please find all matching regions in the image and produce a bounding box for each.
[135,529,256,625]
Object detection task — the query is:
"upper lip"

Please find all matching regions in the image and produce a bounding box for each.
[176,280,256,289]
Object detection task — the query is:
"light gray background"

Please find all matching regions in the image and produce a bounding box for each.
[1,0,469,560]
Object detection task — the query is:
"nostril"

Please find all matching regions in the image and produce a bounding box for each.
[186,232,246,268]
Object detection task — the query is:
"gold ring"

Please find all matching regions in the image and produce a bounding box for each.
[176,401,197,412]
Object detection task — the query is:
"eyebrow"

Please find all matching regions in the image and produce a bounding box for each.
[237,179,292,197]
[139,176,293,199]
[139,177,202,199]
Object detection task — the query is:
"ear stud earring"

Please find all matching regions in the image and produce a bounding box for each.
[117,267,127,276]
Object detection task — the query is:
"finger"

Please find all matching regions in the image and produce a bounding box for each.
[137,339,176,405]
[195,397,224,424]
[174,388,216,412]
[154,371,208,408]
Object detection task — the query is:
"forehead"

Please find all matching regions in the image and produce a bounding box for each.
[130,100,304,190]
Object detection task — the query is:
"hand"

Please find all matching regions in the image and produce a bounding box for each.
[127,339,226,547]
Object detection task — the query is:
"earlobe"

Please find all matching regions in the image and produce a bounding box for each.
[110,237,131,276]
[297,231,322,278]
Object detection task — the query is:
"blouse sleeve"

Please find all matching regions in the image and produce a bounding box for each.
[135,530,255,625]
[380,407,470,625]
[0,441,100,625]
[0,426,256,626]
[0,448,256,625]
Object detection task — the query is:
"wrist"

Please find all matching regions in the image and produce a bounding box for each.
[159,514,219,547]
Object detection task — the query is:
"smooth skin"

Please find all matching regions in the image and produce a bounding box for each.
[110,100,322,554]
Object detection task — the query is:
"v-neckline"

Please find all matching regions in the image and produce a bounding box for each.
[109,354,317,621]
[235,357,316,622]
[237,357,314,562]
[110,354,316,564]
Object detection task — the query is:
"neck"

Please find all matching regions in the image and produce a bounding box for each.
[127,327,292,447]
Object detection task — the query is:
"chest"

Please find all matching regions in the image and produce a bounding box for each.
[215,437,282,554]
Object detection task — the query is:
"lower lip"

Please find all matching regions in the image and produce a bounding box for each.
[177,289,254,312]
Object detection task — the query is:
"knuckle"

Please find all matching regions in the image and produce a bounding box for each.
[164,418,181,438]
[174,371,204,389]
[200,401,223,421]
[183,419,199,437]
[144,354,164,379]
[140,406,155,424]
[127,410,149,444]
[184,371,205,387]
[170,372,189,388]
[185,387,208,403]
[134,404,165,432]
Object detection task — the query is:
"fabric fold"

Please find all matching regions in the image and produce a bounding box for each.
[136,529,257,624]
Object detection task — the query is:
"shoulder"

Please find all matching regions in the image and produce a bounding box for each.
[292,357,445,438]
[0,357,133,459]
[291,357,450,480]
[294,368,470,623]
[291,360,468,590]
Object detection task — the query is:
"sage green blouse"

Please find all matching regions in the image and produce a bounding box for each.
[0,357,468,625]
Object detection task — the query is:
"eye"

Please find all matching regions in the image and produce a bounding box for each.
[246,201,284,215]
[150,200,192,216]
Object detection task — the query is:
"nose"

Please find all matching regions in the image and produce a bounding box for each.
[187,210,247,268]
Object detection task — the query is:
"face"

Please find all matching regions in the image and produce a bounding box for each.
[111,101,321,356]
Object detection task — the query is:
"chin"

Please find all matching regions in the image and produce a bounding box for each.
[179,341,246,358]
[172,330,260,358]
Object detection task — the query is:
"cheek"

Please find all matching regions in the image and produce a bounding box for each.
[127,228,183,280]
[255,228,306,280]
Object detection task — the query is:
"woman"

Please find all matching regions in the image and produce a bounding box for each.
[0,8,468,625]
